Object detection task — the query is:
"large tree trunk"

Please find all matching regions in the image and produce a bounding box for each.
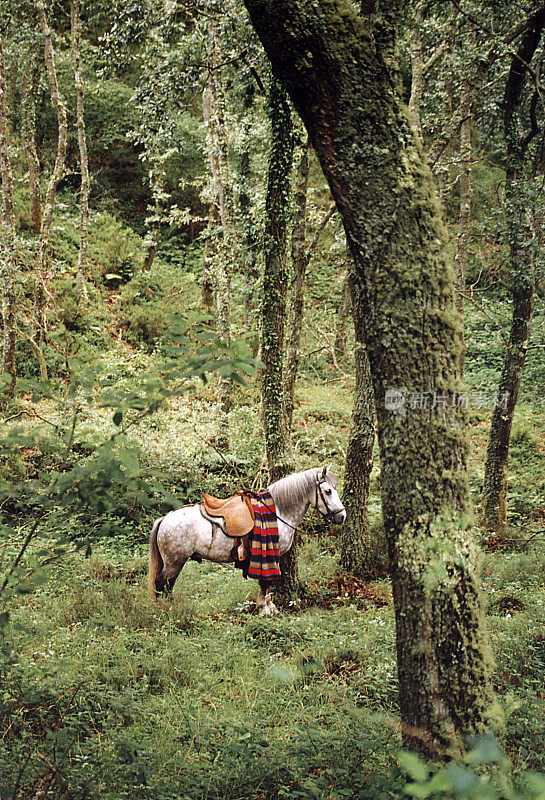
[243,0,494,754]
[340,268,377,577]
[481,13,543,536]
[0,36,16,397]
[71,0,89,308]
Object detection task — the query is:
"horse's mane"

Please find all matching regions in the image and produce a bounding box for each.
[268,467,338,510]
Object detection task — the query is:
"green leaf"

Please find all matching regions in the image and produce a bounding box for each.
[521,772,545,800]
[398,750,430,782]
[113,411,123,426]
[446,763,480,796]
[465,735,508,767]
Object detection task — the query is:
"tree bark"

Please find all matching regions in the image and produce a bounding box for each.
[203,51,235,450]
[261,76,300,597]
[453,29,474,376]
[284,137,309,432]
[243,0,494,754]
[285,200,336,431]
[0,36,16,396]
[35,0,68,352]
[201,207,218,313]
[340,268,377,577]
[481,12,544,536]
[71,0,89,308]
[21,56,42,234]
[455,76,472,318]
[261,75,295,480]
[333,270,352,363]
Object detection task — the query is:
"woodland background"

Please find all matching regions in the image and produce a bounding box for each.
[1,0,545,798]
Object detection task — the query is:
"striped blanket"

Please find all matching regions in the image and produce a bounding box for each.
[248,491,281,580]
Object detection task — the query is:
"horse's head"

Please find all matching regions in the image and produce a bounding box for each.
[312,465,346,524]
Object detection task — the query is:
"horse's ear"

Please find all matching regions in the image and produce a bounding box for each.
[321,466,327,480]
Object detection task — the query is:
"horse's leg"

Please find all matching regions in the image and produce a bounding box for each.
[155,559,187,599]
[257,580,278,616]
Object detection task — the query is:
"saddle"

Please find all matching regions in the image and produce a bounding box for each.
[201,491,255,561]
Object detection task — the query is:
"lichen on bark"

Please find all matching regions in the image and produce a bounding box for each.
[243,0,495,754]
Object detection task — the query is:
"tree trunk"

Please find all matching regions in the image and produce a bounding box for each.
[261,76,300,598]
[333,270,351,363]
[21,56,42,234]
[203,52,235,450]
[284,137,309,432]
[285,200,336,431]
[340,269,377,577]
[71,0,89,308]
[35,0,68,351]
[407,2,425,143]
[243,0,494,755]
[261,75,295,479]
[201,207,218,312]
[0,36,16,397]
[481,13,543,536]
[239,91,261,330]
[453,34,474,376]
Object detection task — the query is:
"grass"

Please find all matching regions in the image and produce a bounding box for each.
[3,333,545,798]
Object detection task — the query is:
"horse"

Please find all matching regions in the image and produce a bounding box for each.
[148,466,346,615]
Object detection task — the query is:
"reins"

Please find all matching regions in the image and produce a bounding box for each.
[199,440,342,534]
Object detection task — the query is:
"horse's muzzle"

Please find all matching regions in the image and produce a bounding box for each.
[332,509,347,524]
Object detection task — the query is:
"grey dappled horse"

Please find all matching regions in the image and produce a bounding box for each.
[148,466,346,615]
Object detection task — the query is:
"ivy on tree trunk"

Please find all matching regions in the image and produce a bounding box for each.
[261,75,301,598]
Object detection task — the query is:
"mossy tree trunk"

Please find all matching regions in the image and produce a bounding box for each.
[261,76,300,598]
[284,136,309,433]
[333,270,351,364]
[340,268,377,577]
[71,0,89,308]
[21,55,41,235]
[239,85,261,332]
[35,0,68,361]
[481,12,544,536]
[243,0,494,754]
[285,198,336,432]
[0,36,16,397]
[262,75,295,480]
[203,39,236,450]
[201,205,218,313]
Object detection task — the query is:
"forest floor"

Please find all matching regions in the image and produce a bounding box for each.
[3,369,545,799]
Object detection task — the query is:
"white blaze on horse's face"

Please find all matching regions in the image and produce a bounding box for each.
[313,474,346,524]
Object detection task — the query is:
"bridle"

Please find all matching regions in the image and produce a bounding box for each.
[315,475,344,525]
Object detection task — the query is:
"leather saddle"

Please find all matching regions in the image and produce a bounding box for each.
[202,491,254,539]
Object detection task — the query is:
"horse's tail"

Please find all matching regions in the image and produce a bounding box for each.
[148,518,164,599]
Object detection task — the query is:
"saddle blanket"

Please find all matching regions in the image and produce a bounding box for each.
[248,491,281,580]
